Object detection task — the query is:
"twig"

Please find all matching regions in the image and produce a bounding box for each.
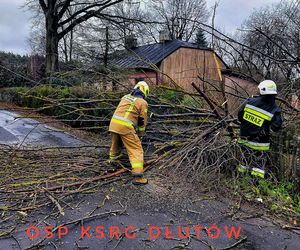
[219,236,247,250]
[52,209,123,231]
[43,188,65,216]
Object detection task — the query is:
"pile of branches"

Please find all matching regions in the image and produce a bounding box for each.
[147,83,300,185]
[0,147,155,219]
[161,132,237,185]
[149,83,239,184]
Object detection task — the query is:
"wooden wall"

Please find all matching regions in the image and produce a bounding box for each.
[121,48,257,114]
[224,75,257,114]
[158,48,226,91]
[127,70,157,87]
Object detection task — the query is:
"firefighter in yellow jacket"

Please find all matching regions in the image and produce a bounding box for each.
[108,81,149,185]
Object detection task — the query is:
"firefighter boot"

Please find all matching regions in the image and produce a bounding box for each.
[132,167,148,185]
[105,158,123,173]
[132,177,148,185]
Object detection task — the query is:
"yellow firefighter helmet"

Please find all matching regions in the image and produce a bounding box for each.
[134,81,149,97]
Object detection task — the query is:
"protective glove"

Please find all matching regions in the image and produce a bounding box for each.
[137,116,144,127]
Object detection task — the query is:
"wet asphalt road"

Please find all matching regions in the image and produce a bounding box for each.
[0,110,86,148]
[1,185,300,250]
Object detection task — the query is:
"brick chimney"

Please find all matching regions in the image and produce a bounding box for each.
[159,30,171,43]
[125,34,138,50]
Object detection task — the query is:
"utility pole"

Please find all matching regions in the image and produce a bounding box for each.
[211,1,219,50]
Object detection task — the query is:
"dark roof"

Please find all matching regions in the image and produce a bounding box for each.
[110,39,214,69]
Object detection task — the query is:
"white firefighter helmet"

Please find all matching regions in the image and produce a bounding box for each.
[258,80,277,95]
[134,81,149,97]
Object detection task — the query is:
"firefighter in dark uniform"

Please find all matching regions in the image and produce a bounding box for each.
[238,80,283,179]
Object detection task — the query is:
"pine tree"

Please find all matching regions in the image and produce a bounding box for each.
[195,28,208,48]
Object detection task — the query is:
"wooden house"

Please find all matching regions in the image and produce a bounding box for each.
[111,39,257,110]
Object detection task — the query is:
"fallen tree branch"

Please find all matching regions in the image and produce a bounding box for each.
[43,188,65,216]
[219,236,247,250]
[4,159,157,193]
[192,82,223,119]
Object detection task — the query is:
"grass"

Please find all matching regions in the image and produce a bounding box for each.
[227,174,300,218]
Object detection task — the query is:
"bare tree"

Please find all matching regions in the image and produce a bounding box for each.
[25,0,129,75]
[150,0,209,41]
[228,1,300,83]
[74,1,145,59]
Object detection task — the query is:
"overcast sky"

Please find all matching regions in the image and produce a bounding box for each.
[206,0,283,32]
[0,0,32,55]
[0,0,283,55]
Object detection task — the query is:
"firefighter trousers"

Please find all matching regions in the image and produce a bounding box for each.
[109,132,144,175]
[237,145,270,179]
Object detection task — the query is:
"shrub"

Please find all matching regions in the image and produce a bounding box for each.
[48,71,83,86]
[152,87,184,104]
[181,95,203,108]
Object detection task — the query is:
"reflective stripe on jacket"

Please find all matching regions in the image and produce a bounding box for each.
[238,139,270,151]
[109,94,148,135]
